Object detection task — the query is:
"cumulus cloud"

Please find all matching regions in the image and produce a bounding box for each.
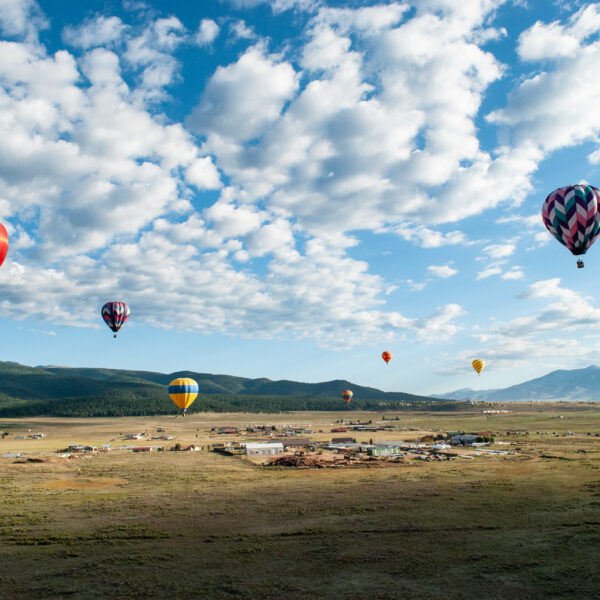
[452,278,600,370]
[483,243,516,259]
[393,224,469,247]
[427,263,458,278]
[488,6,600,154]
[62,16,126,50]
[186,46,298,141]
[476,264,503,279]
[0,0,47,40]
[2,0,598,355]
[195,19,219,46]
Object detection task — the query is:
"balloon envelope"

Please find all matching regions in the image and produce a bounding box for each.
[382,351,392,364]
[0,223,8,267]
[542,185,600,256]
[341,390,353,403]
[169,378,199,412]
[101,302,130,335]
[472,359,485,375]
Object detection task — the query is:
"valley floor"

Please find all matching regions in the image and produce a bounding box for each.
[1,406,599,599]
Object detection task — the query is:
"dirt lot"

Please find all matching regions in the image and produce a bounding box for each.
[1,406,599,599]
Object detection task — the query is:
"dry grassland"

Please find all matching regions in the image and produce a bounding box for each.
[0,405,599,599]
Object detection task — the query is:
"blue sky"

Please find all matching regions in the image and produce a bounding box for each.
[1,0,600,396]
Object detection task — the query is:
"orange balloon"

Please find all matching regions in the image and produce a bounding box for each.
[382,351,392,364]
[341,390,353,404]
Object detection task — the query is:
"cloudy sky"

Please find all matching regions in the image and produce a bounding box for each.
[1,0,600,395]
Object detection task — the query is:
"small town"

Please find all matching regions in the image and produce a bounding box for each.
[6,417,595,466]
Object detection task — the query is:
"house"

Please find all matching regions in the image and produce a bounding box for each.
[451,434,479,446]
[125,433,146,440]
[132,446,152,452]
[68,444,97,452]
[157,428,165,432]
[181,445,201,451]
[332,437,355,444]
[368,446,404,457]
[281,438,311,449]
[29,432,47,439]
[217,427,239,435]
[331,427,348,433]
[242,442,284,456]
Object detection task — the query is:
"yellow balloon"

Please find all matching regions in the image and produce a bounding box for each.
[472,359,485,375]
[168,378,199,413]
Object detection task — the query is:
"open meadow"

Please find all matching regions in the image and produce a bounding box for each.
[1,404,600,599]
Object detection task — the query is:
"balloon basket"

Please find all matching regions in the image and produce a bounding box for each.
[577,259,584,269]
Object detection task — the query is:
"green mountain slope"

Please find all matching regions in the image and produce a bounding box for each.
[0,361,456,417]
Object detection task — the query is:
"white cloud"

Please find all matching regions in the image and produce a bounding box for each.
[476,264,503,279]
[195,19,219,46]
[226,0,320,12]
[489,7,600,154]
[454,278,600,370]
[229,19,256,40]
[62,16,126,50]
[0,0,47,40]
[4,0,598,355]
[517,20,580,61]
[393,224,469,247]
[483,243,516,259]
[501,266,524,280]
[186,46,298,141]
[185,157,222,190]
[427,263,458,278]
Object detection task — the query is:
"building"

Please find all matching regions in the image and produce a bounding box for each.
[331,437,355,444]
[217,427,239,435]
[281,438,311,450]
[132,446,152,452]
[331,428,348,433]
[451,434,479,446]
[368,446,404,457]
[125,433,146,440]
[242,442,284,456]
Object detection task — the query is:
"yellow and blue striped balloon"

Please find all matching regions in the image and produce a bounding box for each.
[168,378,199,415]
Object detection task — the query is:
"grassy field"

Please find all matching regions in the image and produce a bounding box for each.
[1,404,599,599]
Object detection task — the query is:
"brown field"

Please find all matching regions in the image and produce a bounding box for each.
[1,404,600,599]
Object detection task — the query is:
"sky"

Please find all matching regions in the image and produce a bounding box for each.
[1,0,600,396]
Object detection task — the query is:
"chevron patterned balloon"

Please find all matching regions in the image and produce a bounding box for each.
[101,301,130,338]
[542,185,600,257]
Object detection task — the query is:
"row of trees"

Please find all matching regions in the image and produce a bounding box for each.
[0,392,464,417]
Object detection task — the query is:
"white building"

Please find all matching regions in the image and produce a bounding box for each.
[242,442,284,456]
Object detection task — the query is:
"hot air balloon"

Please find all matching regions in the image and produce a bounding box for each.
[542,184,600,268]
[382,351,392,365]
[342,390,353,404]
[472,359,485,375]
[101,302,130,338]
[168,378,199,415]
[0,223,8,268]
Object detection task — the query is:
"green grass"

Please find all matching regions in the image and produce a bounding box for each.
[0,408,599,599]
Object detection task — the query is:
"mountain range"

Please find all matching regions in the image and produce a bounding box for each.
[435,365,600,403]
[0,361,450,417]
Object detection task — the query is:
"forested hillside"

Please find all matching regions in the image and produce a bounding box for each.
[0,361,459,416]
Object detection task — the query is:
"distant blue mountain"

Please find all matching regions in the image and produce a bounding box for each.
[436,365,600,402]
